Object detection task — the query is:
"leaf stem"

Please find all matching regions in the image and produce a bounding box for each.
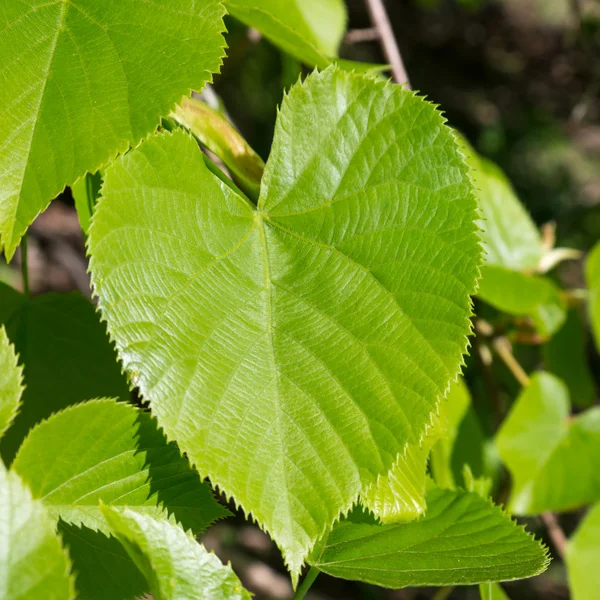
[540,511,567,559]
[293,566,320,600]
[364,0,411,88]
[492,337,530,387]
[21,235,30,296]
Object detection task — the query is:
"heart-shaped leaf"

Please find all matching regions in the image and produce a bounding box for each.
[88,67,481,578]
[0,0,225,257]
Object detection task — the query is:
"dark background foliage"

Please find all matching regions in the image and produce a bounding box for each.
[3,1,598,598]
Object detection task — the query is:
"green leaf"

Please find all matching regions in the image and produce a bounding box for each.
[71,172,102,235]
[59,522,147,600]
[309,485,549,588]
[0,465,75,600]
[586,242,600,352]
[13,398,228,533]
[0,326,23,438]
[0,283,129,463]
[566,503,600,600]
[0,0,226,258]
[226,0,345,66]
[543,309,596,407]
[88,67,481,578]
[462,144,543,272]
[477,266,566,337]
[479,582,510,600]
[496,372,600,514]
[101,506,251,600]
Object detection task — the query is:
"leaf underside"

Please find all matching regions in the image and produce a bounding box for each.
[0,465,75,600]
[497,372,600,514]
[88,67,481,577]
[309,485,549,588]
[102,506,251,600]
[0,0,225,257]
[13,399,228,533]
[0,326,23,438]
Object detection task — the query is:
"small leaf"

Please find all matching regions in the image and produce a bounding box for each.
[89,67,481,577]
[309,485,549,588]
[543,309,596,408]
[477,266,566,337]
[226,0,346,65]
[586,242,600,352]
[59,522,148,600]
[566,503,600,600]
[496,372,600,514]
[0,326,23,438]
[101,506,251,600]
[0,0,226,257]
[71,172,102,235]
[13,399,229,533]
[0,465,75,600]
[0,283,129,463]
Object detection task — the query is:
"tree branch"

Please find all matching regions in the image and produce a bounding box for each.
[364,0,411,88]
[540,512,567,559]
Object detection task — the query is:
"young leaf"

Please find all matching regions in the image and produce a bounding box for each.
[566,503,600,600]
[88,67,481,577]
[0,0,226,258]
[226,0,346,67]
[0,465,75,600]
[0,326,23,437]
[543,309,596,408]
[586,242,600,352]
[101,506,251,600]
[13,399,229,533]
[477,266,566,337]
[496,372,600,514]
[0,283,129,462]
[59,522,148,600]
[309,485,549,588]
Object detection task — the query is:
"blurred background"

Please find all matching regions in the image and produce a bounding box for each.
[2,0,599,598]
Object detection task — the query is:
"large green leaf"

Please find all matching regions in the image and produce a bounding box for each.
[586,242,600,352]
[13,399,228,533]
[0,326,23,437]
[0,283,129,462]
[89,67,481,577]
[226,0,345,68]
[59,522,147,600]
[566,503,600,600]
[309,485,548,588]
[102,506,250,600]
[543,309,596,407]
[477,266,566,337]
[0,0,225,258]
[496,372,600,514]
[0,465,75,600]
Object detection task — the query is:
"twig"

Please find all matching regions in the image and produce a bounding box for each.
[364,0,411,88]
[344,27,380,44]
[540,512,567,559]
[492,337,530,387]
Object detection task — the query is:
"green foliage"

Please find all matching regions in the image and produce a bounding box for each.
[309,485,549,588]
[71,172,102,235]
[496,372,600,514]
[543,309,596,407]
[0,326,23,437]
[479,582,510,600]
[0,464,75,600]
[566,503,600,600]
[0,283,129,462]
[88,66,481,578]
[59,522,147,600]
[102,506,250,600]
[12,399,228,533]
[586,241,600,352]
[0,0,226,258]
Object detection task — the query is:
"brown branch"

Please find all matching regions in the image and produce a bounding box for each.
[364,0,411,88]
[540,512,567,559]
[344,27,380,44]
